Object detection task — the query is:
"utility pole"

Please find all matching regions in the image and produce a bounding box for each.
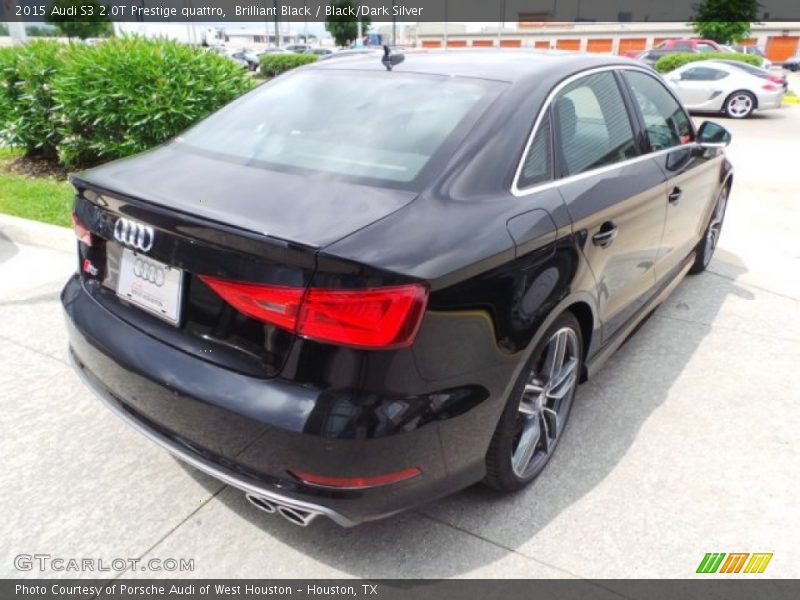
[356,0,363,47]
[3,0,27,44]
[392,0,397,46]
[273,0,280,47]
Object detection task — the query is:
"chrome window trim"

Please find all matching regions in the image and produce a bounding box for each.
[511,64,694,198]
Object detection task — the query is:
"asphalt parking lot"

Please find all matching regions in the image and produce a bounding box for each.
[1,104,798,581]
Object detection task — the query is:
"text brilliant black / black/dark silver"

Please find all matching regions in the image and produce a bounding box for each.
[62,51,733,526]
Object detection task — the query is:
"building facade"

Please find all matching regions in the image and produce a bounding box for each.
[415,22,800,62]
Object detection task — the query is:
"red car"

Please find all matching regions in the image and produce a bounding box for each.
[623,38,722,59]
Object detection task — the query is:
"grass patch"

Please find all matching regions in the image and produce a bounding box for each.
[0,148,73,227]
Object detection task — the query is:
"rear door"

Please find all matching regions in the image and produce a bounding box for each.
[552,70,668,342]
[622,69,722,281]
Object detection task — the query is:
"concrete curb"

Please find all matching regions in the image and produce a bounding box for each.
[0,213,73,254]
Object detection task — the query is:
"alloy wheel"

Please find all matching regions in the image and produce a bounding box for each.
[703,189,728,267]
[511,327,580,478]
[727,93,753,118]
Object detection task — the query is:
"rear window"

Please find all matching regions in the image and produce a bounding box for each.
[176,70,494,184]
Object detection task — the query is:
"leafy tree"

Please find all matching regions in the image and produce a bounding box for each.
[45,0,113,40]
[324,0,371,47]
[691,0,760,44]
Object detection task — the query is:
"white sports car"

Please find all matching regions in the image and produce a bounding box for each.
[665,60,785,118]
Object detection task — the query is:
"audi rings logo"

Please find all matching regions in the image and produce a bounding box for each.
[114,218,154,252]
[133,258,166,287]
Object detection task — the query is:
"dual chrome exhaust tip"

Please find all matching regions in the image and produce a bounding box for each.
[245,493,320,527]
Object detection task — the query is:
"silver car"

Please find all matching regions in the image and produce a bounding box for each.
[665,60,785,118]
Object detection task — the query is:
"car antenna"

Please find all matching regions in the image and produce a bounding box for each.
[382,45,404,71]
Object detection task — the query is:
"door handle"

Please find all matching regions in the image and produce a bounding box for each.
[668,186,683,205]
[592,222,618,248]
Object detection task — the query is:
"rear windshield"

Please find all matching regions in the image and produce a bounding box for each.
[176,70,494,185]
[719,61,769,78]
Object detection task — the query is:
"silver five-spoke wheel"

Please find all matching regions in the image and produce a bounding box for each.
[725,92,754,119]
[511,327,580,478]
[702,188,728,267]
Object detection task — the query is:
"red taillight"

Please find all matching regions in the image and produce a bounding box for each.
[299,285,428,349]
[72,213,92,246]
[198,276,303,330]
[762,83,779,91]
[289,467,421,489]
[198,276,428,350]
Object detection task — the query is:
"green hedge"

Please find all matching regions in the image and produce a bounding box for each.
[0,40,64,159]
[54,38,253,167]
[0,37,253,168]
[654,52,763,73]
[259,53,318,78]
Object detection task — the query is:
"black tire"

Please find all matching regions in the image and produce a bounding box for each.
[723,90,756,119]
[690,185,729,274]
[484,311,583,492]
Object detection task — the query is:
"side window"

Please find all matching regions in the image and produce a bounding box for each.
[696,43,716,53]
[624,70,694,151]
[682,66,729,81]
[518,109,552,188]
[553,71,638,177]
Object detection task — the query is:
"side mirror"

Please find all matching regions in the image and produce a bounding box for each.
[697,121,732,147]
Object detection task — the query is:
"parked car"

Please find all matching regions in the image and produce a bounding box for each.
[733,45,773,69]
[783,54,800,71]
[623,38,721,67]
[629,38,721,63]
[227,48,260,71]
[64,52,733,527]
[306,48,333,57]
[223,49,250,69]
[666,59,785,118]
[284,44,311,53]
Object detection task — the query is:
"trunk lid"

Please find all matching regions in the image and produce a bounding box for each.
[77,144,417,248]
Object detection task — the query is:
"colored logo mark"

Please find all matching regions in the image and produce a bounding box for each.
[697,552,773,574]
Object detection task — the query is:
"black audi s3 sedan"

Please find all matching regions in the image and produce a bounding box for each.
[62,51,733,527]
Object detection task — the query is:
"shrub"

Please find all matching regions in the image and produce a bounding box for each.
[259,53,318,78]
[654,51,762,73]
[54,37,253,167]
[0,40,64,159]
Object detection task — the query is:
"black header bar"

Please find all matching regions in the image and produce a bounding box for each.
[3,0,800,23]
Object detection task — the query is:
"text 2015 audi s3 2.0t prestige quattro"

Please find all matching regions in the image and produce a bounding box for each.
[63,51,733,527]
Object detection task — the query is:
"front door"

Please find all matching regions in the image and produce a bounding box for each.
[551,71,668,342]
[622,69,723,281]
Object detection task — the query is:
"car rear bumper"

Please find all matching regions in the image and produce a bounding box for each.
[62,275,486,525]
[756,90,785,110]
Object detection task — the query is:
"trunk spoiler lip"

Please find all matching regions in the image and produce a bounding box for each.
[69,174,320,252]
[71,174,426,286]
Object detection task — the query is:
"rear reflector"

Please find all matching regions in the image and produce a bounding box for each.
[198,276,428,350]
[289,467,421,489]
[763,83,779,91]
[72,213,92,246]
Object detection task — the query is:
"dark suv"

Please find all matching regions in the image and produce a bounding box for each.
[63,51,733,526]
